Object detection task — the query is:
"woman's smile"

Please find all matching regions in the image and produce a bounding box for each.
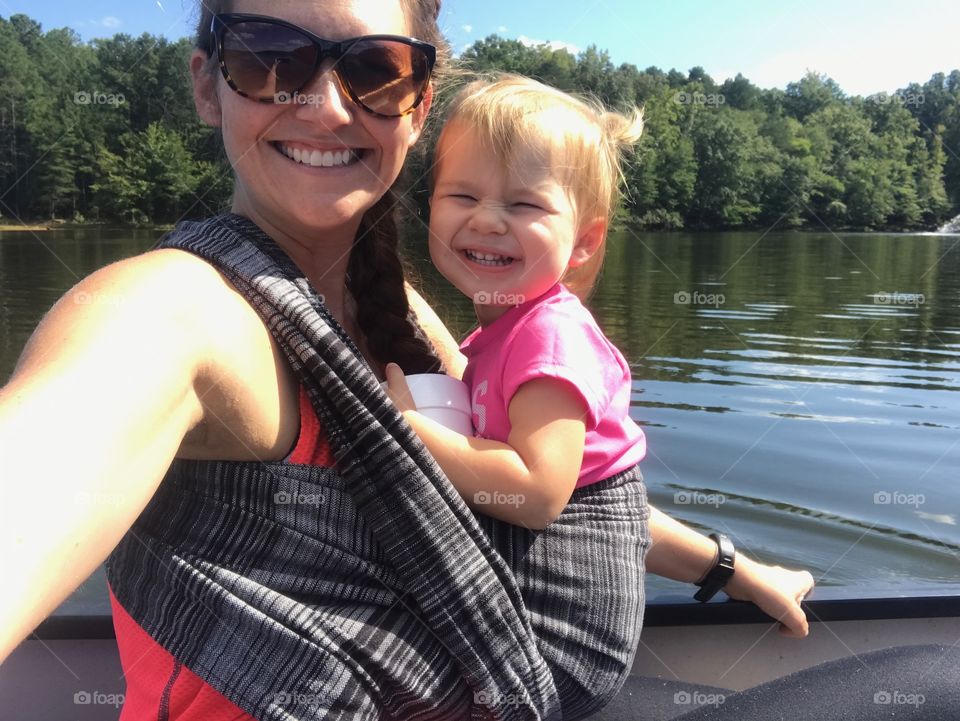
[274,142,365,169]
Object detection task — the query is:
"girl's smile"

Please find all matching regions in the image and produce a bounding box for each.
[429,122,599,324]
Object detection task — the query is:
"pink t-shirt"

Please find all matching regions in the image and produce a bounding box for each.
[461,283,646,488]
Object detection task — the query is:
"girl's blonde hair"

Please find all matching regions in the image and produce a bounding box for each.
[434,74,643,298]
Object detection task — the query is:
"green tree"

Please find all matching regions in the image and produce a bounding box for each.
[785,72,844,120]
[92,122,218,224]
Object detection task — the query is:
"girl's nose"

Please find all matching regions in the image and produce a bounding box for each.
[469,203,508,235]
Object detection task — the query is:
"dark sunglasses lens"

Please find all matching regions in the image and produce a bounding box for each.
[340,39,431,115]
[221,21,317,99]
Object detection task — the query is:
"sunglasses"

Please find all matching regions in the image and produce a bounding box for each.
[209,13,436,118]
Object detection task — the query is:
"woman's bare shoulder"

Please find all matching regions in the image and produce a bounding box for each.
[62,247,299,460]
[138,248,301,460]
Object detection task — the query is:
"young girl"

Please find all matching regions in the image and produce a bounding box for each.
[389,77,818,720]
[387,74,647,530]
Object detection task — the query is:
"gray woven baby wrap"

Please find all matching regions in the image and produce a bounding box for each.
[106,213,650,721]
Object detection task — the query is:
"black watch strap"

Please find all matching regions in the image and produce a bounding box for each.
[694,533,736,602]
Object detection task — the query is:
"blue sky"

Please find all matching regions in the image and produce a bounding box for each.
[8,0,960,95]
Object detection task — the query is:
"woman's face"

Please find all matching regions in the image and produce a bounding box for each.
[192,0,431,245]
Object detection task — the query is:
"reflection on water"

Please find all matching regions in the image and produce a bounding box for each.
[3,227,959,604]
[602,231,959,595]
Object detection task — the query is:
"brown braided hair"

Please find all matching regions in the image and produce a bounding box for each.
[195,0,449,374]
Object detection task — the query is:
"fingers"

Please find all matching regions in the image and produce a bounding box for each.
[779,616,809,638]
[384,363,415,411]
[778,595,810,638]
[385,362,405,386]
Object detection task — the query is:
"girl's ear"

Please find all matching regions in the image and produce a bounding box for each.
[568,218,607,268]
[190,49,223,128]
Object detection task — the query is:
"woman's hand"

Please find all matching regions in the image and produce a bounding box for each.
[724,555,815,638]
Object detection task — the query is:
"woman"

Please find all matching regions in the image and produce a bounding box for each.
[0,1,871,719]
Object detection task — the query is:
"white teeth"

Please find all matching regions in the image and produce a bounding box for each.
[465,249,513,266]
[277,143,358,168]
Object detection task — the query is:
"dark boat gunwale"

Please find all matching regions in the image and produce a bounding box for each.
[33,585,960,640]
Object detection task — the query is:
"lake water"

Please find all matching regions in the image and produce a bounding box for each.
[1,226,958,605]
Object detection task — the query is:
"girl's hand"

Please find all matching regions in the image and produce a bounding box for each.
[724,555,815,638]
[384,363,417,413]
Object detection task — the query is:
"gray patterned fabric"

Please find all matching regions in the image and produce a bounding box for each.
[106,213,650,720]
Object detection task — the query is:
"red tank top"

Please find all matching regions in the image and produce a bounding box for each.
[110,384,333,720]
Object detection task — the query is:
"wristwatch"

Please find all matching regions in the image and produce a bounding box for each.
[694,533,736,602]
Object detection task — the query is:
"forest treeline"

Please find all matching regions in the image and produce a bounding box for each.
[1,13,958,230]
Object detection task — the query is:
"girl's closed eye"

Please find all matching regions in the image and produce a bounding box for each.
[446,193,477,203]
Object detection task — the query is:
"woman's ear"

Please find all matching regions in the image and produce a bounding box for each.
[408,83,434,146]
[190,49,222,128]
[568,218,607,268]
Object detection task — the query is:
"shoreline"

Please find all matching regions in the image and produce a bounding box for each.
[0,224,174,232]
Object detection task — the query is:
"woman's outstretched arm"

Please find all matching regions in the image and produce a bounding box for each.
[645,504,815,638]
[0,250,209,662]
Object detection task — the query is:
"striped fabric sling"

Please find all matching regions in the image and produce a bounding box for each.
[106,213,649,721]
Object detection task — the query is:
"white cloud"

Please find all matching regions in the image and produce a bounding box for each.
[497,25,508,33]
[517,35,580,56]
[99,16,122,29]
[462,24,473,33]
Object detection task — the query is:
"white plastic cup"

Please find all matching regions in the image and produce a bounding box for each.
[383,373,473,435]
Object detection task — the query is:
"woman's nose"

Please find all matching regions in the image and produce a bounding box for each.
[469,203,508,235]
[292,64,354,124]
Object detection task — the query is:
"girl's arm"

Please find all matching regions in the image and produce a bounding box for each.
[646,505,815,638]
[385,364,583,529]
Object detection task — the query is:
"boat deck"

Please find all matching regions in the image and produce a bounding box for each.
[2,584,958,720]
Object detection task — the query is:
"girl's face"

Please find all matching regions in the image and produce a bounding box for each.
[429,123,602,325]
[192,0,431,247]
